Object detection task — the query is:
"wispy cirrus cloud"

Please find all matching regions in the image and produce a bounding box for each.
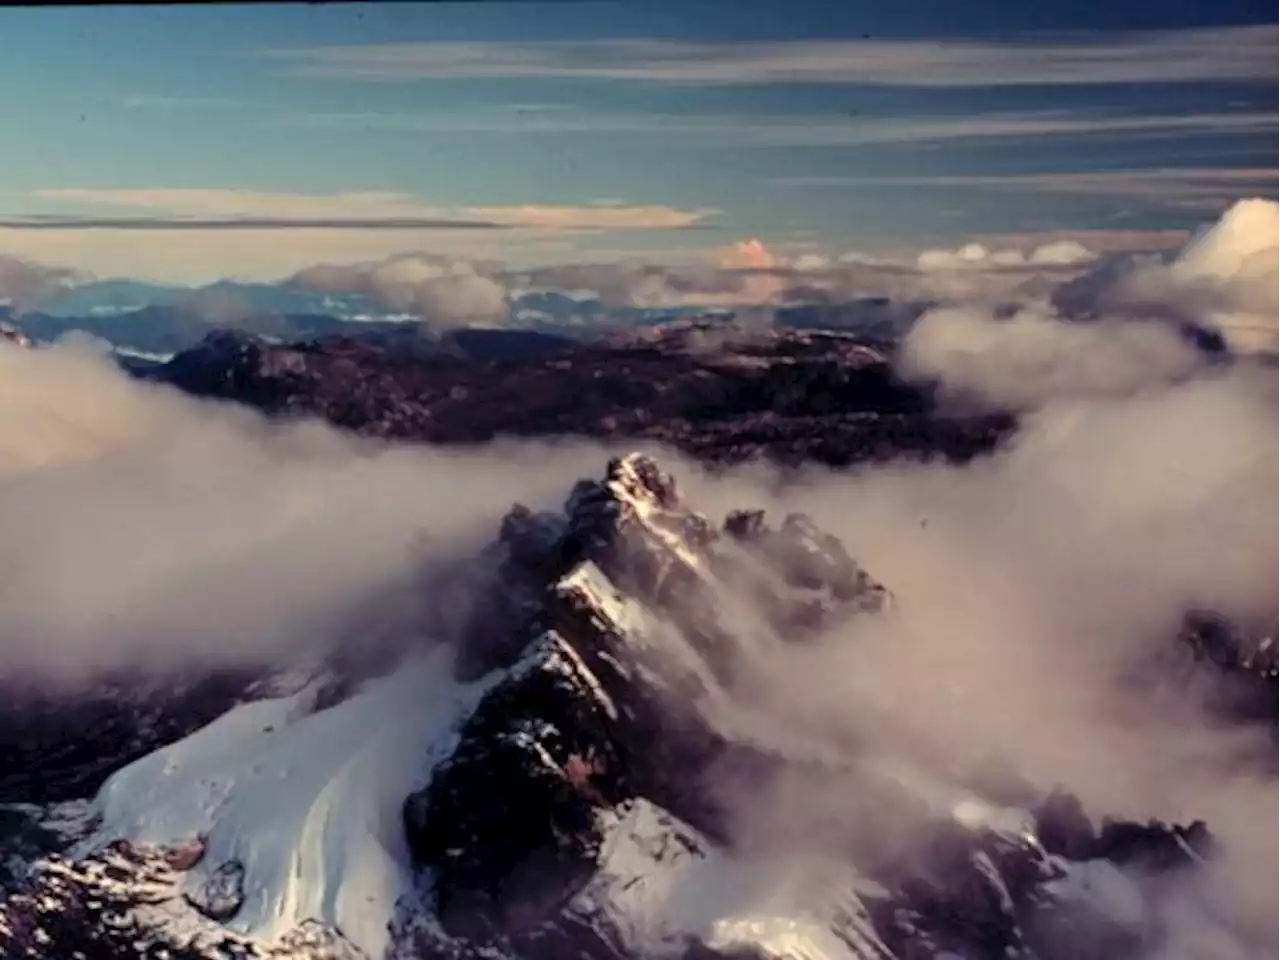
[24,189,717,231]
[0,217,505,231]
[119,95,239,110]
[265,25,1277,87]
[0,227,503,285]
[286,107,1276,148]
[0,190,718,284]
[772,167,1279,211]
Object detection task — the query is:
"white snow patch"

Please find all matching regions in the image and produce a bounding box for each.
[1044,857,1149,931]
[81,647,492,958]
[950,797,1037,841]
[570,799,892,959]
[860,757,1039,845]
[113,346,176,363]
[605,454,708,575]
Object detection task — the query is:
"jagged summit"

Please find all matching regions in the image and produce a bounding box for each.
[0,455,1245,960]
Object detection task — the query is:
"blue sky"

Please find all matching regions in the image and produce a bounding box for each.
[0,0,1274,283]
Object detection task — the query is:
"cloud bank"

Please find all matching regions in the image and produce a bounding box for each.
[0,255,87,310]
[897,307,1208,411]
[723,356,1278,952]
[269,25,1277,87]
[777,167,1278,213]
[0,336,610,681]
[287,107,1277,152]
[1054,197,1279,353]
[290,254,510,328]
[28,189,714,232]
[662,217,1277,951]
[7,198,1274,354]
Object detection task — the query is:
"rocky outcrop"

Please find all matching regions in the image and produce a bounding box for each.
[0,839,361,960]
[182,858,245,922]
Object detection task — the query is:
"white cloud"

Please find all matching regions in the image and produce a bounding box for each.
[0,337,614,679]
[268,26,1277,87]
[777,168,1278,211]
[463,203,715,230]
[34,189,436,221]
[0,187,715,285]
[898,306,1206,411]
[953,227,1191,256]
[29,188,715,231]
[1056,198,1280,353]
[0,199,1266,321]
[0,227,503,286]
[286,107,1276,148]
[503,236,1111,314]
[331,259,511,328]
[292,253,510,327]
[741,362,1277,941]
[917,239,1097,271]
[0,255,88,309]
[509,239,797,311]
[895,200,1280,416]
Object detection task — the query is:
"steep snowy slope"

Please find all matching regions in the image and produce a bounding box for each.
[80,650,490,958]
[0,454,1251,960]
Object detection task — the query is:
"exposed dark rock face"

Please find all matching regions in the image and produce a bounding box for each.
[1179,611,1278,724]
[147,325,1015,468]
[182,859,245,922]
[0,670,261,805]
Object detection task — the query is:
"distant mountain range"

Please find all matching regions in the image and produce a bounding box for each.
[7,276,928,359]
[27,279,385,321]
[25,279,653,326]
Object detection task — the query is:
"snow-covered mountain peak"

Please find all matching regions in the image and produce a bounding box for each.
[0,454,1242,960]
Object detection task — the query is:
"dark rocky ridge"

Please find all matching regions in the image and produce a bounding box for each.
[0,671,261,807]
[144,323,1014,469]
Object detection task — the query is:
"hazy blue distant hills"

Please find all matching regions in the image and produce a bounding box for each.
[8,272,929,359]
[28,279,385,321]
[10,306,387,357]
